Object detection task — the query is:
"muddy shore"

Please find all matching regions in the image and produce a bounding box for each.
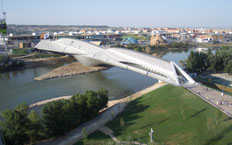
[34,62,109,80]
[23,56,75,69]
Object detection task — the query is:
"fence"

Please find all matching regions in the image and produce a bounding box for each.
[195,77,232,93]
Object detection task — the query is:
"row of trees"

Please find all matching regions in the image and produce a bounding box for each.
[181,46,232,74]
[122,34,148,41]
[150,42,196,50]
[113,42,195,55]
[0,89,109,145]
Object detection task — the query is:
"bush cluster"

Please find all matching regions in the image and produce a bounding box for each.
[0,89,108,145]
[33,52,62,58]
[182,46,232,74]
[150,42,195,49]
[12,48,31,55]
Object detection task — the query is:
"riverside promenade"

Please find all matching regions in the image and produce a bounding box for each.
[187,83,232,117]
[36,82,167,145]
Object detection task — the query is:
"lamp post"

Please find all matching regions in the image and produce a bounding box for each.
[221,78,224,96]
[149,128,154,143]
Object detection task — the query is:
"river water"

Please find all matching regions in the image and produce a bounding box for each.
[0,49,191,111]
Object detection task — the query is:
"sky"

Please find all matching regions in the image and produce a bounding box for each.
[2,0,232,28]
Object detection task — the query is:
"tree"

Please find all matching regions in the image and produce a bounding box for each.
[208,55,224,72]
[71,94,89,123]
[61,100,78,131]
[224,59,232,74]
[0,104,30,145]
[208,46,232,73]
[42,100,66,137]
[82,128,88,145]
[27,110,43,142]
[97,89,109,109]
[185,51,209,73]
[0,89,109,144]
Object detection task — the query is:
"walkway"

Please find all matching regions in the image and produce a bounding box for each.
[187,83,232,117]
[36,82,167,145]
[99,126,146,145]
[99,126,120,143]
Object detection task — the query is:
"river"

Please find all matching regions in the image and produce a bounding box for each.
[0,49,191,111]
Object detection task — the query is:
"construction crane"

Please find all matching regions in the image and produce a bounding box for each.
[0,0,6,34]
[0,0,6,142]
[0,0,7,58]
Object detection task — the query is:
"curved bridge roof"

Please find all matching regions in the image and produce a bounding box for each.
[36,38,196,87]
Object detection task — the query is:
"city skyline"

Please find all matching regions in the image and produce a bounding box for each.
[2,0,232,28]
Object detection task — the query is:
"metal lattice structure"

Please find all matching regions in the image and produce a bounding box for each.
[36,38,196,87]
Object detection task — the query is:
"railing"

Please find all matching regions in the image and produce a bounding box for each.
[186,87,232,118]
[194,76,232,93]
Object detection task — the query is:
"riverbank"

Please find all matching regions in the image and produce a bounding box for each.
[34,62,110,80]
[36,82,167,145]
[23,56,75,69]
[77,84,232,145]
[30,82,166,110]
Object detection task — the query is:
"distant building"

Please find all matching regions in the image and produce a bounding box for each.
[179,33,193,42]
[121,37,138,45]
[195,47,209,53]
[196,34,225,43]
[150,34,168,46]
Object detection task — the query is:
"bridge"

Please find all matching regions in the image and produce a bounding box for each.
[36,38,196,87]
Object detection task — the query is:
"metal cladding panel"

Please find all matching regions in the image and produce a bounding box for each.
[35,38,196,87]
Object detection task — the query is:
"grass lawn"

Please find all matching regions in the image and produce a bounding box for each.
[74,131,111,145]
[12,48,30,55]
[75,85,232,145]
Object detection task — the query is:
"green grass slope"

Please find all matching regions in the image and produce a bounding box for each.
[76,85,232,145]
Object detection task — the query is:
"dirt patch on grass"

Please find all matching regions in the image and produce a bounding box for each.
[149,106,168,114]
[132,129,143,135]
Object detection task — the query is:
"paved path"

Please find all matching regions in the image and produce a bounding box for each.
[99,126,120,143]
[36,82,167,145]
[187,83,232,117]
[99,126,147,145]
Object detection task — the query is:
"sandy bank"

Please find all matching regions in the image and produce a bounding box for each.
[24,56,75,69]
[34,62,109,80]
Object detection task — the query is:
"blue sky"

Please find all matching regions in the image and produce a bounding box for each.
[3,0,232,27]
